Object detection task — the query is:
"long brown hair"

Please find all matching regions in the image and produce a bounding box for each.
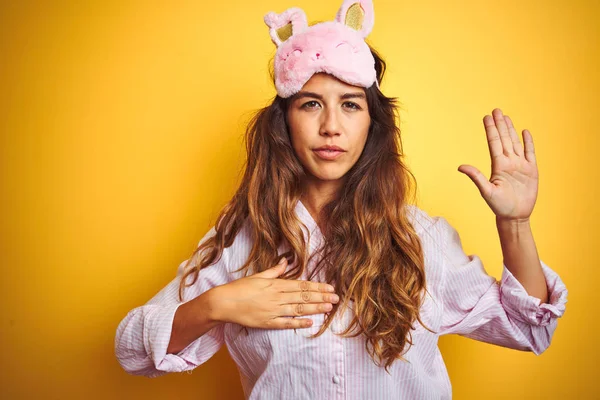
[178,45,433,372]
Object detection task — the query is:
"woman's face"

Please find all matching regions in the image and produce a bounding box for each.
[286,73,371,186]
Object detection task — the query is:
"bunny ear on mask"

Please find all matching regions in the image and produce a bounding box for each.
[335,0,374,38]
[264,7,308,46]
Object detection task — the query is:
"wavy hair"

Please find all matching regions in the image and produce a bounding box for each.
[178,45,433,372]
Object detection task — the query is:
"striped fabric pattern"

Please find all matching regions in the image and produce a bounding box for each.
[115,201,568,399]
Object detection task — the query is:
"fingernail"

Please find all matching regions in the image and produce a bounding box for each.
[278,257,286,265]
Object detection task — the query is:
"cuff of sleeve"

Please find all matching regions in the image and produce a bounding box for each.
[143,302,195,373]
[499,259,568,326]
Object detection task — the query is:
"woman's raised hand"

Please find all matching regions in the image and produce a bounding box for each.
[457,108,539,222]
[210,257,339,329]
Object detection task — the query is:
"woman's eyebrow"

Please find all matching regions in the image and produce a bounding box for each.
[340,92,366,100]
[293,91,323,101]
[292,91,366,101]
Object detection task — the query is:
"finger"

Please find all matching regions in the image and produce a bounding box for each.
[504,115,524,157]
[457,165,493,200]
[483,114,504,161]
[282,302,333,317]
[492,108,514,156]
[255,257,288,279]
[278,291,339,305]
[277,279,335,293]
[271,316,314,329]
[522,129,536,164]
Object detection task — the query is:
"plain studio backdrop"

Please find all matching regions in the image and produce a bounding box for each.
[0,0,597,399]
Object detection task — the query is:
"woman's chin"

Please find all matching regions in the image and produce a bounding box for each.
[308,169,348,182]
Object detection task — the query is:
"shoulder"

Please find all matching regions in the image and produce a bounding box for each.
[405,205,470,268]
[404,204,444,237]
[404,205,455,292]
[195,217,255,278]
[404,204,459,257]
[197,217,254,250]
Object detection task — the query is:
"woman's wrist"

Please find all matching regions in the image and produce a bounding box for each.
[203,286,231,324]
[167,289,224,354]
[198,287,226,323]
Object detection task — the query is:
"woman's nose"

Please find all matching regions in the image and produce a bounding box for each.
[320,109,341,136]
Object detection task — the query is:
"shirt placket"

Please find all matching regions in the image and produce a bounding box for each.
[331,314,346,399]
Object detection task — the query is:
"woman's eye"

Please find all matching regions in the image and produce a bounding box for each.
[300,101,361,110]
[301,101,320,109]
[344,102,361,110]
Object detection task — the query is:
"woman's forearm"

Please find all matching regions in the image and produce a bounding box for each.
[167,288,223,355]
[496,217,549,303]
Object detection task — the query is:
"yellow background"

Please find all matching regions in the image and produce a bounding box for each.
[1,0,597,398]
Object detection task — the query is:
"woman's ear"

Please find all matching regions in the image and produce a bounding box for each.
[264,7,308,46]
[335,0,375,38]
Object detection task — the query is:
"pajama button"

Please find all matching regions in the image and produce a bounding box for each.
[332,376,341,384]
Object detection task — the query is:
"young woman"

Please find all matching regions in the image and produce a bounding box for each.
[115,1,568,398]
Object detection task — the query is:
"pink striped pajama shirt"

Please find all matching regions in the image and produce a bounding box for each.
[115,201,568,399]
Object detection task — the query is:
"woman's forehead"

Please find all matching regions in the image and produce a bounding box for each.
[304,73,362,89]
[299,73,366,97]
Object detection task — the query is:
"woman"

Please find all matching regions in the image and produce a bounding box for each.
[115,0,568,398]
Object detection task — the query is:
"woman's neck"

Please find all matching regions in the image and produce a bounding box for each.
[300,178,344,229]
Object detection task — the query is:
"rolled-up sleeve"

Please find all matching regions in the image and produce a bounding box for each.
[435,217,568,355]
[115,226,230,377]
[499,261,567,326]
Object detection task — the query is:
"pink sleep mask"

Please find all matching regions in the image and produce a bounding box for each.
[264,0,378,98]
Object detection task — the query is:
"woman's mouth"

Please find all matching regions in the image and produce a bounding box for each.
[313,149,345,160]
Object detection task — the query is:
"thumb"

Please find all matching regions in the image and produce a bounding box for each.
[458,164,492,199]
[257,257,288,279]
